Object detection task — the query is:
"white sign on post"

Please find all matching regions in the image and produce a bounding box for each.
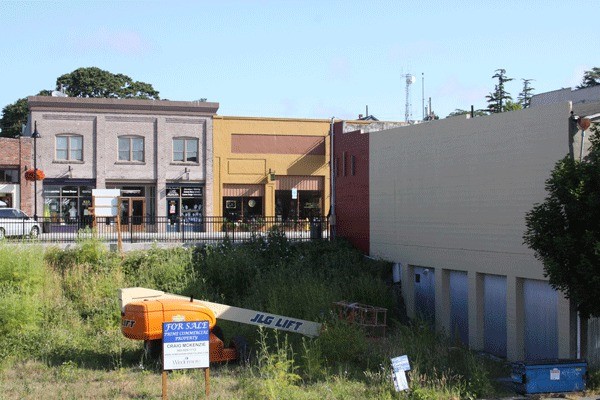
[92,189,120,217]
[162,321,210,370]
[391,355,411,392]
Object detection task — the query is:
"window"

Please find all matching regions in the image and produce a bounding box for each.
[56,135,83,161]
[173,138,198,162]
[0,168,19,183]
[118,136,144,162]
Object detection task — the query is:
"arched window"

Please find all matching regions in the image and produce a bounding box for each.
[56,134,83,161]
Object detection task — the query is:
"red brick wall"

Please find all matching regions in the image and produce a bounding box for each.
[0,137,33,213]
[333,122,369,254]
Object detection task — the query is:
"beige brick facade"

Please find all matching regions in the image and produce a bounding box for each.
[27,96,218,222]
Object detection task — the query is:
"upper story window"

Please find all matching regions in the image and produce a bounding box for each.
[56,134,83,161]
[0,168,19,183]
[173,138,198,163]
[118,136,144,162]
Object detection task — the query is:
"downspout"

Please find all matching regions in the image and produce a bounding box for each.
[329,117,336,239]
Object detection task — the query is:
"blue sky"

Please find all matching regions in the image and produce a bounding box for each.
[1,0,599,121]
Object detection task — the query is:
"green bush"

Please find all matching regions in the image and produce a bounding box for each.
[317,317,369,365]
[0,244,47,358]
[0,244,45,291]
[122,245,194,294]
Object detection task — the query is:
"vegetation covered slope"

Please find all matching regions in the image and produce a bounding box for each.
[0,233,528,399]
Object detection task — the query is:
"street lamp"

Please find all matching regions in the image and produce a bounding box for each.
[32,121,41,220]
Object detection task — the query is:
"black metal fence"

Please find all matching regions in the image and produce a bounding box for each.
[0,216,329,244]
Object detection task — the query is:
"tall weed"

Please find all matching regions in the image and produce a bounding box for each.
[243,329,301,400]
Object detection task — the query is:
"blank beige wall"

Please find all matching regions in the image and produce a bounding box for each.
[369,102,571,279]
[368,102,575,360]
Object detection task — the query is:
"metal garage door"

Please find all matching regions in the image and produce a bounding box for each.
[449,270,468,346]
[484,274,507,358]
[524,279,558,360]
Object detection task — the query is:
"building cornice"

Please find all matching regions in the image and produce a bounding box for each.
[214,115,332,123]
[27,96,219,116]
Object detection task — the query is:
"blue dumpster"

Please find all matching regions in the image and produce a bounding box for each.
[511,359,587,394]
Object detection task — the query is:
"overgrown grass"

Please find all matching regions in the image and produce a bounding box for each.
[1,237,593,399]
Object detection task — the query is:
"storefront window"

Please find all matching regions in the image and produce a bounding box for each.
[223,196,262,221]
[43,185,92,225]
[166,185,203,231]
[275,190,322,220]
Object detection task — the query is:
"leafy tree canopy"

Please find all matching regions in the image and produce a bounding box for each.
[0,90,50,138]
[0,67,160,138]
[577,67,600,89]
[446,108,489,118]
[503,100,522,112]
[524,125,600,318]
[57,67,160,99]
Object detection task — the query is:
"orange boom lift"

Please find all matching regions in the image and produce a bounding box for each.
[119,287,322,363]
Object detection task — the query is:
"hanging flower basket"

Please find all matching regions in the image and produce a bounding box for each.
[24,169,45,181]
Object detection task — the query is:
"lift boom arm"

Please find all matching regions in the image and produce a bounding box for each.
[119,287,321,337]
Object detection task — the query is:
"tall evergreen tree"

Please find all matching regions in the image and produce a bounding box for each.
[577,67,600,89]
[486,69,513,113]
[518,78,535,109]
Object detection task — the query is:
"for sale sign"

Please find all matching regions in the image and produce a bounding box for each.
[162,321,210,370]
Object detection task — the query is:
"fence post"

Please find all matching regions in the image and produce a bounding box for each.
[181,216,185,243]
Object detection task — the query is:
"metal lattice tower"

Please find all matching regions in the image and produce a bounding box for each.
[404,74,415,123]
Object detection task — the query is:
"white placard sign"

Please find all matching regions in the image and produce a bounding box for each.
[162,321,210,370]
[391,355,411,392]
[393,370,409,391]
[92,189,120,217]
[391,355,411,372]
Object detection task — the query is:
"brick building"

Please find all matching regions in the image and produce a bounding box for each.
[0,137,33,213]
[27,96,218,228]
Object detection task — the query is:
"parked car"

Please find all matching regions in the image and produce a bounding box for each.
[0,208,41,239]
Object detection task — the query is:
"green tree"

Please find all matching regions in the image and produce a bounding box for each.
[577,67,600,89]
[523,125,600,318]
[0,68,160,138]
[503,100,522,112]
[518,78,535,109]
[446,108,488,118]
[486,68,513,113]
[57,67,159,99]
[0,90,52,138]
[0,98,29,138]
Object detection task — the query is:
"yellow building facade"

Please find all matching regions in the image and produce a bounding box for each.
[212,116,331,220]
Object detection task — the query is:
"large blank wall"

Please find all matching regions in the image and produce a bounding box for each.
[369,102,571,279]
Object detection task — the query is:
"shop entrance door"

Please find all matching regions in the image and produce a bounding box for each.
[120,198,145,231]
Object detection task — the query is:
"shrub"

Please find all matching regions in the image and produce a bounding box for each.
[122,245,194,294]
[317,317,369,366]
[0,244,47,356]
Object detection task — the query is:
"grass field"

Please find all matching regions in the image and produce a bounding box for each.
[0,233,595,399]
